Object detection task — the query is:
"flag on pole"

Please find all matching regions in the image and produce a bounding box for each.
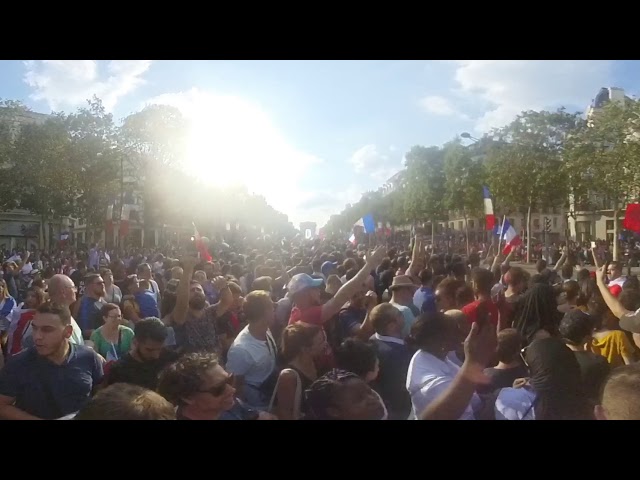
[483,186,496,231]
[193,222,213,262]
[349,233,357,245]
[354,214,376,235]
[495,219,521,255]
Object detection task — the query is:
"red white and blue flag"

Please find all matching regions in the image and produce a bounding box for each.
[495,219,522,255]
[483,186,496,231]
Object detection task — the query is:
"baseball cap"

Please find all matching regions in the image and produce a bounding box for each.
[287,273,324,296]
[321,261,338,277]
[620,309,640,334]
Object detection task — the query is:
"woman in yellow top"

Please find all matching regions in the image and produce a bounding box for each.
[589,297,635,368]
[90,303,134,362]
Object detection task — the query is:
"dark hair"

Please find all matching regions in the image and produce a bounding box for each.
[576,269,591,283]
[305,369,360,420]
[101,303,120,320]
[455,284,475,308]
[513,283,560,345]
[406,312,453,351]
[26,286,46,306]
[450,262,466,279]
[74,383,176,420]
[623,275,640,291]
[505,266,526,287]
[536,259,547,273]
[419,269,433,285]
[496,328,522,363]
[561,263,574,280]
[436,278,465,302]
[85,273,102,286]
[471,267,493,295]
[335,339,378,378]
[562,280,581,302]
[157,352,221,406]
[134,317,168,343]
[36,302,72,326]
[345,268,359,282]
[559,309,594,345]
[136,263,151,274]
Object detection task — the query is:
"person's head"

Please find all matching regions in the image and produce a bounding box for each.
[77,261,87,274]
[243,290,275,327]
[389,275,418,304]
[32,302,73,357]
[157,352,236,418]
[136,263,152,281]
[287,273,324,308]
[406,312,459,359]
[623,275,640,291]
[335,339,379,383]
[444,309,470,343]
[607,261,623,281]
[193,270,207,285]
[0,279,8,300]
[305,369,384,420]
[561,263,574,281]
[450,262,467,280]
[24,286,46,310]
[370,303,404,337]
[124,275,141,295]
[559,309,594,347]
[435,278,465,312]
[100,268,114,285]
[251,276,273,293]
[47,274,77,306]
[576,269,590,283]
[620,288,640,312]
[513,283,560,345]
[495,328,523,365]
[321,261,339,278]
[228,282,243,311]
[133,317,168,361]
[312,259,322,273]
[171,266,184,280]
[562,280,582,305]
[419,269,433,288]
[280,323,326,363]
[188,281,207,310]
[454,284,475,309]
[596,364,640,420]
[74,383,176,420]
[85,273,106,298]
[523,337,592,420]
[536,259,547,274]
[504,266,527,294]
[101,303,122,329]
[470,267,493,298]
[203,262,216,279]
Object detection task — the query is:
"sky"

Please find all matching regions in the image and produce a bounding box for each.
[3,60,640,229]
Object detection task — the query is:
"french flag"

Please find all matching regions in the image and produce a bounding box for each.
[354,214,376,234]
[495,219,522,255]
[483,186,496,231]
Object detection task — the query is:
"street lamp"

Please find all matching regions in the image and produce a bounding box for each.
[460,132,480,143]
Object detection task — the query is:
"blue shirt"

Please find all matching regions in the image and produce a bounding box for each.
[413,286,436,315]
[78,296,106,332]
[0,343,104,419]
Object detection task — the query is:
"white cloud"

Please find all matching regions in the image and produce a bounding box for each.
[449,60,614,132]
[143,87,324,227]
[420,95,469,120]
[348,144,401,182]
[23,60,152,110]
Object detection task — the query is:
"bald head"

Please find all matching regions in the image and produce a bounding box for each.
[48,274,76,306]
[597,364,640,420]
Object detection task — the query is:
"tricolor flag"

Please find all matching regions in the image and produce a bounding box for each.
[495,219,522,255]
[193,223,213,262]
[349,233,357,245]
[483,186,496,231]
[354,214,376,235]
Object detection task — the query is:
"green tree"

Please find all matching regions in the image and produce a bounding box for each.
[10,117,78,248]
[65,96,120,229]
[443,141,485,255]
[403,145,446,239]
[485,109,576,262]
[564,100,640,258]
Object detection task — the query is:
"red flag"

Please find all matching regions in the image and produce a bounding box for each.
[623,204,640,233]
[193,223,213,262]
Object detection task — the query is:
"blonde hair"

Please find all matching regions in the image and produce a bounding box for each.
[243,290,273,322]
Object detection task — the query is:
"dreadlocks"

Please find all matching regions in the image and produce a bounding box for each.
[304,369,359,420]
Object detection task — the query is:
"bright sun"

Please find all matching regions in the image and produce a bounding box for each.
[149,89,319,218]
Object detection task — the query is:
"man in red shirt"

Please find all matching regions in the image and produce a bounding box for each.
[462,268,499,326]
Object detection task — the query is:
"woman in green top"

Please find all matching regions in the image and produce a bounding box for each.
[90,303,134,361]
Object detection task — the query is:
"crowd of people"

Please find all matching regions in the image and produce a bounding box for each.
[0,235,638,420]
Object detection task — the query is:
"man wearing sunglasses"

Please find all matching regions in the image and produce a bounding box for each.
[158,352,277,420]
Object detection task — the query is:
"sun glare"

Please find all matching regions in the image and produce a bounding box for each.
[148,89,319,218]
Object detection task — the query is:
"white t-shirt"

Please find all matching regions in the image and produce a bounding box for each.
[226,326,277,387]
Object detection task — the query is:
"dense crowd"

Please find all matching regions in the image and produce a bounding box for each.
[0,236,638,420]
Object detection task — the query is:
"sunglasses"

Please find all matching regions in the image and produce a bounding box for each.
[198,374,235,397]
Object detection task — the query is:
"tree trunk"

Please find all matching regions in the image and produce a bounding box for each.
[613,208,619,261]
[464,214,470,257]
[526,205,532,264]
[431,218,435,246]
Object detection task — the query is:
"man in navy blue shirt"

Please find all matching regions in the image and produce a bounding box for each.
[413,269,437,315]
[0,302,104,420]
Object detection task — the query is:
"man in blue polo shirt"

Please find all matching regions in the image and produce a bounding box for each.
[0,302,104,420]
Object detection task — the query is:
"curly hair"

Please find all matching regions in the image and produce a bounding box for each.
[304,369,359,420]
[157,352,220,406]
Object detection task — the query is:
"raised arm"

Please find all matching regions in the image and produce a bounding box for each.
[321,246,387,323]
[172,256,198,327]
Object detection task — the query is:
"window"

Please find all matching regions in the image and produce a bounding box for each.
[606,220,614,230]
[534,218,540,229]
[553,217,558,228]
[468,220,475,229]
[458,221,463,230]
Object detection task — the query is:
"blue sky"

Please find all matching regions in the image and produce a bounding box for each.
[3,60,640,228]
